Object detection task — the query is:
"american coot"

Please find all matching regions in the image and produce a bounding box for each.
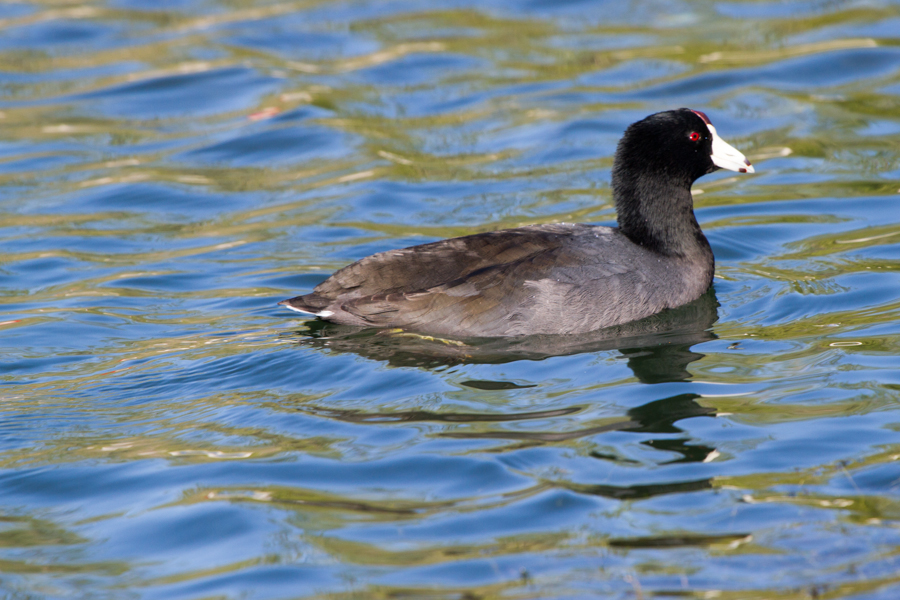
[281,108,754,337]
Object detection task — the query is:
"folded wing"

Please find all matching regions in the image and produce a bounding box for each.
[281,224,662,336]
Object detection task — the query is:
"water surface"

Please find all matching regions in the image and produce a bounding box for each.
[2,1,900,598]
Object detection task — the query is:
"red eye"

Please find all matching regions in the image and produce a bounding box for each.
[689,132,701,142]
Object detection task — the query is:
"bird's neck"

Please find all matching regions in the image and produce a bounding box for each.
[613,173,712,260]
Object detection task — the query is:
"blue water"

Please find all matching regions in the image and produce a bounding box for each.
[3,1,900,598]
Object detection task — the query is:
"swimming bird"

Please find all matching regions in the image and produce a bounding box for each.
[280,108,753,337]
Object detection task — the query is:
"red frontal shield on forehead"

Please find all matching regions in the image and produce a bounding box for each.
[691,110,712,125]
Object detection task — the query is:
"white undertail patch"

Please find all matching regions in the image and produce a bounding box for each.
[283,304,333,318]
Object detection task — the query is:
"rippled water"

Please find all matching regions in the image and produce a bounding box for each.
[3,1,900,598]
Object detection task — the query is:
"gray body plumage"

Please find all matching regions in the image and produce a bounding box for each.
[282,222,713,337]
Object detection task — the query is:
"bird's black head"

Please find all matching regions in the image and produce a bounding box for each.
[612,109,753,255]
[614,108,753,186]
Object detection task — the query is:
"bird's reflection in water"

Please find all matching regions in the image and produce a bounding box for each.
[287,290,722,500]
